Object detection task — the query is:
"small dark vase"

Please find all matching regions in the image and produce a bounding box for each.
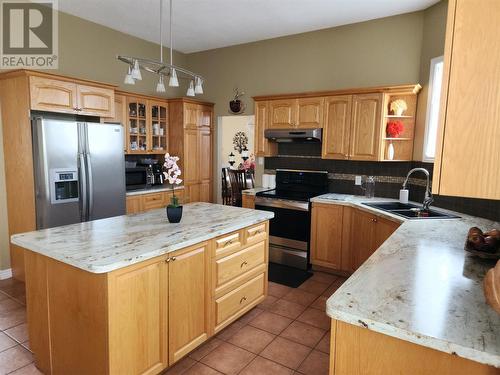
[229,99,241,113]
[166,205,183,223]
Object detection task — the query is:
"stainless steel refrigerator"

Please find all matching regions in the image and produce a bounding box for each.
[32,116,126,229]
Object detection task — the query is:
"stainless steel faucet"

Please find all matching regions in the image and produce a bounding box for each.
[402,168,434,210]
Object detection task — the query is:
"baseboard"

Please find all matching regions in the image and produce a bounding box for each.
[0,268,12,280]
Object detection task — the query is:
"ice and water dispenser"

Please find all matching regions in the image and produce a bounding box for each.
[50,169,79,204]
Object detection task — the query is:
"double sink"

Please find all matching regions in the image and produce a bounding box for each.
[363,202,460,220]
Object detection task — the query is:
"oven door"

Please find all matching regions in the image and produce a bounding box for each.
[255,197,310,270]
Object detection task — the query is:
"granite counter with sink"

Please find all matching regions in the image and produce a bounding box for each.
[314,194,500,368]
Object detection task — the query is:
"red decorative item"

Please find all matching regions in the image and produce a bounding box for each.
[387,121,404,138]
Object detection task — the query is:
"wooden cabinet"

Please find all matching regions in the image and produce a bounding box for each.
[296,97,324,128]
[169,100,214,203]
[322,95,352,159]
[310,203,400,272]
[29,76,114,117]
[268,99,296,129]
[150,101,168,153]
[242,194,255,209]
[349,94,383,161]
[126,190,184,214]
[168,244,208,364]
[433,0,500,200]
[268,97,324,129]
[254,101,277,157]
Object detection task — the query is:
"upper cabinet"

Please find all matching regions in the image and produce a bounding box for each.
[254,101,277,157]
[29,75,115,117]
[268,97,324,129]
[322,95,352,160]
[433,0,500,200]
[296,97,324,129]
[268,99,296,129]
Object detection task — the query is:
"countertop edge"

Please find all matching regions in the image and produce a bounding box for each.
[126,185,185,196]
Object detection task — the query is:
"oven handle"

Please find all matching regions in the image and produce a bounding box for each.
[255,197,309,211]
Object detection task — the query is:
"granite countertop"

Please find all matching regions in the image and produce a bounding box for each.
[126,185,185,196]
[11,203,274,274]
[314,194,500,368]
[242,187,272,195]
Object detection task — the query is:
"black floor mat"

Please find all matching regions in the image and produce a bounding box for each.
[268,262,312,288]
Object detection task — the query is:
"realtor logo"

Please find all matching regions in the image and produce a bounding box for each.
[1,0,58,69]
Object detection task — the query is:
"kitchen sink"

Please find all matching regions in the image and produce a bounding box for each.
[362,202,460,220]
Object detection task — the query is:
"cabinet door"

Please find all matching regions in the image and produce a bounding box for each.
[185,183,200,203]
[127,97,148,153]
[168,244,208,364]
[349,94,382,161]
[254,101,277,157]
[322,95,352,160]
[350,209,377,270]
[199,105,213,128]
[242,194,255,209]
[268,99,296,129]
[200,181,211,203]
[184,103,199,129]
[199,128,212,182]
[296,97,324,129]
[108,259,167,374]
[29,76,77,114]
[374,217,400,250]
[183,129,199,185]
[433,0,500,199]
[126,196,142,214]
[150,101,168,154]
[310,203,343,269]
[76,84,114,117]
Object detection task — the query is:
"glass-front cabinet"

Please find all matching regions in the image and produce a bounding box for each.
[125,96,168,154]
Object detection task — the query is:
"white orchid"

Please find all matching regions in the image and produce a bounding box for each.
[163,153,183,207]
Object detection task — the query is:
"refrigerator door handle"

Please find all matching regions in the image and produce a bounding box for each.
[78,152,88,221]
[86,153,94,220]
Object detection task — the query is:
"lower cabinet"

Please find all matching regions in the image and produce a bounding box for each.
[310,203,400,273]
[242,194,255,209]
[126,189,185,214]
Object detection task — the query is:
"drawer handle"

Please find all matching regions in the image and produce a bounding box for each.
[252,229,263,235]
[223,239,234,247]
[240,261,248,268]
[240,296,247,304]
[171,257,177,261]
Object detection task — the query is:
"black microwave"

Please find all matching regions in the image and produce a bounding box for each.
[125,167,148,191]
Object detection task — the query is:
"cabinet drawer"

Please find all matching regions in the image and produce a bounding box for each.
[244,223,267,245]
[142,192,166,210]
[216,241,265,287]
[214,231,242,258]
[215,273,265,325]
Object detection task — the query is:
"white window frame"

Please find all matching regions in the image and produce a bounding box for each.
[422,55,444,162]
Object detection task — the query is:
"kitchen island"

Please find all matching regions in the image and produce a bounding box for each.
[313,194,500,374]
[11,202,273,375]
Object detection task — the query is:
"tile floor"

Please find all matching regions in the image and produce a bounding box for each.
[0,272,347,375]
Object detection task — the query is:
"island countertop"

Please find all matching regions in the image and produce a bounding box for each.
[11,202,274,274]
[313,194,500,368]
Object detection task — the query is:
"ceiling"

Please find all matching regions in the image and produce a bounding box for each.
[59,0,440,54]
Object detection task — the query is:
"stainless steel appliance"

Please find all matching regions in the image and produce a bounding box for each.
[151,164,164,185]
[125,166,149,190]
[32,116,126,229]
[264,128,322,143]
[255,169,329,270]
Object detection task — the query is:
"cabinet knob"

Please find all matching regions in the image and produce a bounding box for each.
[171,257,177,261]
[372,218,378,223]
[165,258,171,263]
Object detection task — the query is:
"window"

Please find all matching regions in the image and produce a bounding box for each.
[423,56,444,161]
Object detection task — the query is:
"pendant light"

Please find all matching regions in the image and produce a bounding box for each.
[124,66,135,85]
[131,60,142,80]
[155,0,166,93]
[169,68,179,87]
[156,75,166,92]
[194,77,203,94]
[186,80,195,96]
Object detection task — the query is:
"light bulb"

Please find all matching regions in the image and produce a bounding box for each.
[156,75,166,93]
[131,60,142,80]
[186,80,195,97]
[169,68,179,87]
[124,66,135,85]
[194,77,203,94]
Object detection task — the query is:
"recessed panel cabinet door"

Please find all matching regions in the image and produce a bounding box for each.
[168,245,208,364]
[310,203,343,269]
[76,84,114,117]
[108,259,167,375]
[350,209,377,270]
[374,217,400,250]
[29,76,77,114]
[296,97,324,128]
[183,129,199,185]
[322,95,352,160]
[268,99,296,128]
[349,94,382,161]
[199,129,212,180]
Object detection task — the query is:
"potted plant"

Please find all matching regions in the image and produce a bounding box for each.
[163,153,183,223]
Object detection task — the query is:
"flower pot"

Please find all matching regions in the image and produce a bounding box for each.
[166,205,183,223]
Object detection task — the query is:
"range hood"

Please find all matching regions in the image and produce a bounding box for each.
[264,128,322,143]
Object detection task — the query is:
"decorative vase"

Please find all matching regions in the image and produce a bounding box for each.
[166,205,183,223]
[387,142,395,160]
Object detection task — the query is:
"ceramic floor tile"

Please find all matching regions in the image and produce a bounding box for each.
[309,272,339,285]
[322,278,347,297]
[228,325,275,354]
[315,332,331,354]
[296,308,331,330]
[238,307,263,324]
[260,337,311,370]
[0,331,17,352]
[268,282,292,298]
[297,350,330,375]
[163,357,196,374]
[5,323,29,344]
[279,321,326,348]
[267,299,306,319]
[0,292,10,302]
[309,296,327,311]
[0,298,23,313]
[239,356,294,375]
[200,342,255,375]
[282,289,317,307]
[0,307,26,331]
[8,363,43,375]
[189,338,223,361]
[182,362,223,375]
[258,295,278,310]
[298,280,330,295]
[248,311,293,335]
[0,345,33,374]
[216,321,245,341]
